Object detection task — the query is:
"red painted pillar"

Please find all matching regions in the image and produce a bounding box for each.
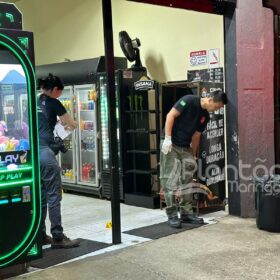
[236,0,274,217]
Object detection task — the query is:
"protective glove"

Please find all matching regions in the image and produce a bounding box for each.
[161,135,172,155]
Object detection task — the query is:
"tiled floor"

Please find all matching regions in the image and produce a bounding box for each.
[42,193,227,265]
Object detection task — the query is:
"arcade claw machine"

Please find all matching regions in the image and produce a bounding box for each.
[0,3,42,268]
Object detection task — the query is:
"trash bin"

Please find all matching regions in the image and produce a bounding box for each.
[254,175,280,232]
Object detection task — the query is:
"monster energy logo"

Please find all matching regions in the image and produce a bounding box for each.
[134,80,154,91]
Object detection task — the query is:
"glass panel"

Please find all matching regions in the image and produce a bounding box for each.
[0,46,30,170]
[77,85,97,185]
[58,87,76,183]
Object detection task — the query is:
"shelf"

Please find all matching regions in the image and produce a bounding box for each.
[127,149,157,154]
[126,169,157,175]
[81,149,95,152]
[126,129,156,134]
[125,110,159,113]
[80,110,94,112]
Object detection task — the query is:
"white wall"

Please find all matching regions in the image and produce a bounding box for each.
[14,0,224,82]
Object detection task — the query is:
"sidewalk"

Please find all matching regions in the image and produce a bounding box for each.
[11,205,280,279]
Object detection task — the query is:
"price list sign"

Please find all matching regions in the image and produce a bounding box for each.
[198,82,225,199]
[187,67,223,83]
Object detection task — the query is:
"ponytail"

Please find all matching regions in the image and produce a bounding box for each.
[37,73,64,91]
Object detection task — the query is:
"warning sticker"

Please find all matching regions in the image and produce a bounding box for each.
[189,50,207,67]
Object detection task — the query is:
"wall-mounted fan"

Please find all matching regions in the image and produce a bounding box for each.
[119,31,145,69]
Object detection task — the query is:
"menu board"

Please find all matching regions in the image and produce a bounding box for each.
[196,82,225,199]
[187,67,223,83]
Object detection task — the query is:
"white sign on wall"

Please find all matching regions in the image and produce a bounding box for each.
[189,50,207,67]
[208,48,220,68]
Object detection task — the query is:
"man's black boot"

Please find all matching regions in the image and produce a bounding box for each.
[167,216,182,228]
[51,234,80,249]
[181,214,204,224]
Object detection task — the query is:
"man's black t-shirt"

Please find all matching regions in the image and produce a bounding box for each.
[38,94,67,146]
[171,95,210,147]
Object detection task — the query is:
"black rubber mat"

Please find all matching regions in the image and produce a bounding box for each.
[30,239,110,269]
[123,222,206,240]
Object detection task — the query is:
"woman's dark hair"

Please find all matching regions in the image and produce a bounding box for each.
[37,73,64,91]
[210,89,227,105]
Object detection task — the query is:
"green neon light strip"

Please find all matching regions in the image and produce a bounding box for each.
[0,179,32,188]
[0,199,9,205]
[11,198,22,203]
[0,166,32,174]
[0,33,41,266]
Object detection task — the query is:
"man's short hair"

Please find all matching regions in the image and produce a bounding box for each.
[210,90,227,105]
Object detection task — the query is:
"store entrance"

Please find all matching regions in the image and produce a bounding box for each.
[125,1,230,214]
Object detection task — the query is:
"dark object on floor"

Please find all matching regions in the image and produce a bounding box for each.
[0,263,27,279]
[51,234,80,249]
[168,216,182,228]
[254,175,280,232]
[123,221,206,239]
[180,214,204,224]
[42,234,52,245]
[29,239,110,269]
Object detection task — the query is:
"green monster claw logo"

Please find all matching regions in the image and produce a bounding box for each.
[18,37,29,49]
[180,100,186,107]
[5,13,14,23]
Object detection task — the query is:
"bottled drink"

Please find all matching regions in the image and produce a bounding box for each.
[82,164,88,181]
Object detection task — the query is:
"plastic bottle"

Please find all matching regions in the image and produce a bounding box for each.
[90,164,95,180]
[82,163,90,182]
[82,164,87,181]
[69,169,73,179]
[86,164,91,181]
[80,119,84,130]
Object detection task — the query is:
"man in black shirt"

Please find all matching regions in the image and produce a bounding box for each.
[160,90,227,228]
[37,74,79,248]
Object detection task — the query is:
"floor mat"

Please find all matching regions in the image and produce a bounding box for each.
[30,239,110,269]
[123,222,206,239]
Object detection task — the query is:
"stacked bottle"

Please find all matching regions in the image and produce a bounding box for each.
[82,163,95,182]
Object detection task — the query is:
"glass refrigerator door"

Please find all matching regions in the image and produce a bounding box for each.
[75,84,98,186]
[58,86,76,183]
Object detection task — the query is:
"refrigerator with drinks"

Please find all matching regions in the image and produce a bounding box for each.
[56,84,99,194]
[36,57,127,196]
